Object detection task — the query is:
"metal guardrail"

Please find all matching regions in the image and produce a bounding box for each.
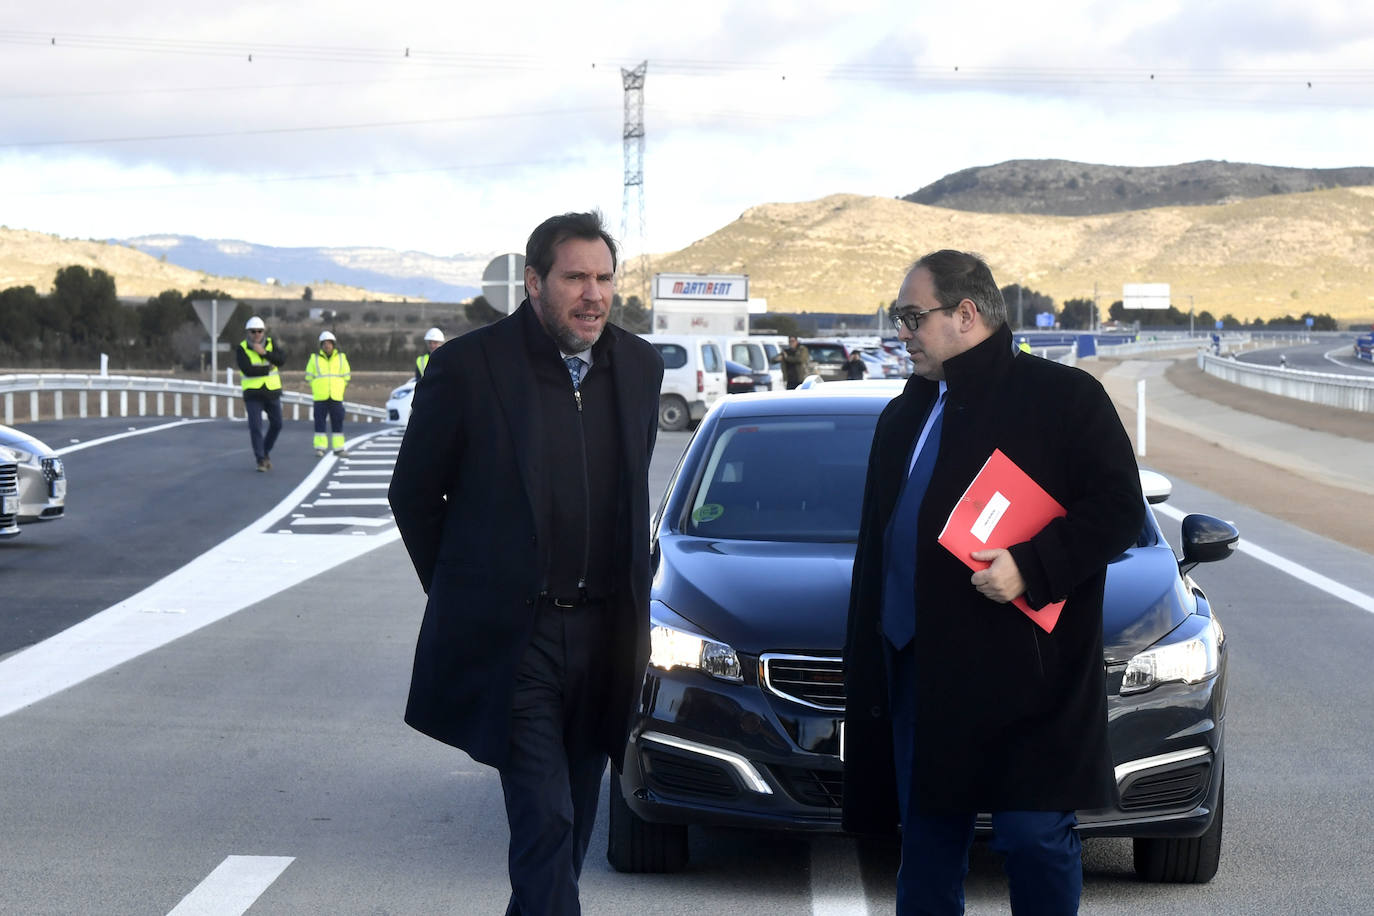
[0,372,388,426]
[1198,352,1374,414]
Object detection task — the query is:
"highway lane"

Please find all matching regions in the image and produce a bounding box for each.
[4,424,1374,912]
[1238,337,1374,374]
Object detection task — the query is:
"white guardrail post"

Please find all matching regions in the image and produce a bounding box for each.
[0,373,389,425]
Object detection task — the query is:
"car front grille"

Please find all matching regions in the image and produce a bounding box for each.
[760,654,845,710]
[1119,760,1211,811]
[1,462,17,526]
[773,765,843,808]
[642,748,740,801]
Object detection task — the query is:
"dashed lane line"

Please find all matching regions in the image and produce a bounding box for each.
[166,855,294,916]
[810,837,870,915]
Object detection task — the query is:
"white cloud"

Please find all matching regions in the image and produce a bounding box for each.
[2,0,1372,276]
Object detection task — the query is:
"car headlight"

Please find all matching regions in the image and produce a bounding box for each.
[1121,615,1223,695]
[649,602,743,683]
[0,445,22,463]
[389,386,411,400]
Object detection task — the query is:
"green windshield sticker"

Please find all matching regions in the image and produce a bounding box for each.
[692,503,724,523]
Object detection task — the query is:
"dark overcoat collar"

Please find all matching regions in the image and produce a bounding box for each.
[481,300,646,547]
[873,322,1015,513]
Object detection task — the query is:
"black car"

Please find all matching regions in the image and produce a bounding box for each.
[609,381,1237,882]
[724,359,772,395]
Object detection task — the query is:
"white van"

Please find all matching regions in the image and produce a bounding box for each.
[727,337,783,389]
[642,334,728,431]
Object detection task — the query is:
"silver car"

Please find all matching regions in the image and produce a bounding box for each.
[0,425,66,522]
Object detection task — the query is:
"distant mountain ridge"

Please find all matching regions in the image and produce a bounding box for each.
[118,235,486,302]
[904,159,1374,216]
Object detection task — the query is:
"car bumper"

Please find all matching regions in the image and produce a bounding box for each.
[17,466,65,522]
[620,664,844,832]
[621,663,1225,840]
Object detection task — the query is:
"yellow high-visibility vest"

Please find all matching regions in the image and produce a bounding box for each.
[240,338,282,391]
[305,349,351,401]
[416,352,430,376]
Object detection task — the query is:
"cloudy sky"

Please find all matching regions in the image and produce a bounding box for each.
[3,0,1373,268]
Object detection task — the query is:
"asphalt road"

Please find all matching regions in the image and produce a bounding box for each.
[3,418,1374,914]
[1237,336,1374,375]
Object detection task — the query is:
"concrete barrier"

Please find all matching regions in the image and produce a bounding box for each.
[1198,352,1374,414]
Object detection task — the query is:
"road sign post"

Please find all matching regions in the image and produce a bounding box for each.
[482,254,527,316]
[191,300,235,378]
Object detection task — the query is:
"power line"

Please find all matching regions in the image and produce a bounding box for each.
[5,29,1374,87]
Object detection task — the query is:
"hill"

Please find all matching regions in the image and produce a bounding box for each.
[649,186,1374,323]
[904,159,1374,216]
[119,235,485,302]
[0,227,412,302]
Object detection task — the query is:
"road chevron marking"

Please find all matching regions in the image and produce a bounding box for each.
[166,855,294,916]
[1153,503,1374,615]
[0,428,401,719]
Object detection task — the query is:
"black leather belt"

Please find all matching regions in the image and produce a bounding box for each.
[539,592,607,608]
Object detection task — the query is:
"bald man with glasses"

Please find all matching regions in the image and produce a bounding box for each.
[843,250,1144,915]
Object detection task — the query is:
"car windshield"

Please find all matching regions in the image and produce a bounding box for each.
[684,414,877,542]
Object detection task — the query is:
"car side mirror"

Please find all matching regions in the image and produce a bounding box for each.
[1180,514,1240,573]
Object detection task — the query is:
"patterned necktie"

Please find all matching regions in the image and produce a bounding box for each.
[880,393,947,650]
[564,356,587,390]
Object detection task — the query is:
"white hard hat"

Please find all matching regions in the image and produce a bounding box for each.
[318,330,336,343]
[423,327,445,343]
[245,316,266,330]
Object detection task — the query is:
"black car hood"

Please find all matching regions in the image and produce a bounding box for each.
[655,536,1191,663]
[654,536,855,654]
[1101,545,1193,664]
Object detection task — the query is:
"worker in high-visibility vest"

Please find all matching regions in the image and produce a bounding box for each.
[236,315,286,472]
[415,326,445,381]
[305,330,352,456]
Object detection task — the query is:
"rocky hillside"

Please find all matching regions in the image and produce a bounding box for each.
[903,159,1374,216]
[650,186,1374,323]
[0,227,409,302]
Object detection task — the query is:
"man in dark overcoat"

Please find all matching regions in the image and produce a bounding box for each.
[388,211,663,915]
[842,249,1143,914]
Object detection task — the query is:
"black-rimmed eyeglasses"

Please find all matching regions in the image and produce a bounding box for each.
[889,304,957,333]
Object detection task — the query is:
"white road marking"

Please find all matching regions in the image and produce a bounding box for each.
[326,482,389,490]
[334,470,392,476]
[53,419,212,456]
[290,516,393,526]
[166,855,294,916]
[810,837,870,915]
[1154,503,1374,615]
[0,430,400,719]
[339,459,395,465]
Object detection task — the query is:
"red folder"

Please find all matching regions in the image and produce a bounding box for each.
[937,449,1066,633]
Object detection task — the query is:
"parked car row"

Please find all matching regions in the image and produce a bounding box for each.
[644,334,913,431]
[0,424,67,540]
[382,330,913,432]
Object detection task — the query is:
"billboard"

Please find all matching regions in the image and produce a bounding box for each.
[1122,283,1171,310]
[654,273,749,302]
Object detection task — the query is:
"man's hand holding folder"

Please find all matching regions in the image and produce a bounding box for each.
[937,448,1066,633]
